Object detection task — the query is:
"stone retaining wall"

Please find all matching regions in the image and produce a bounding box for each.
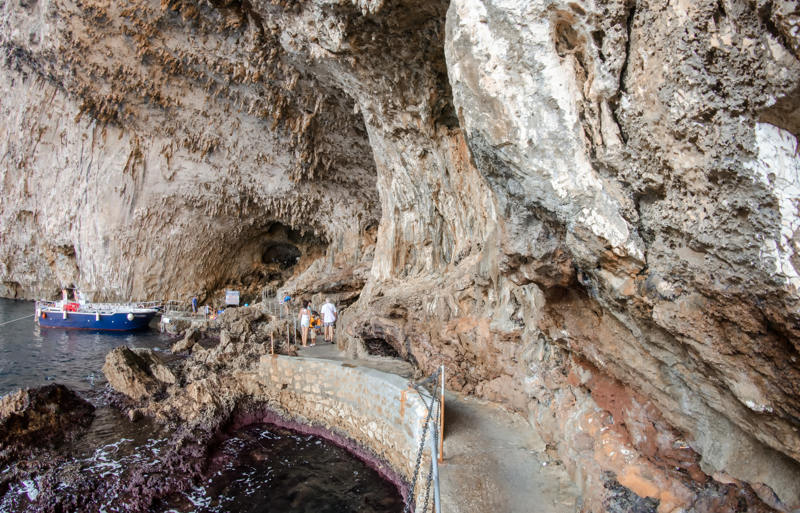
[254,354,434,507]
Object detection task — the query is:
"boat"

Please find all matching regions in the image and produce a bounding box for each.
[35,290,160,331]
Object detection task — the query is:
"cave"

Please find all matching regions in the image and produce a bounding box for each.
[363,338,400,358]
[2,0,800,510]
[262,242,301,269]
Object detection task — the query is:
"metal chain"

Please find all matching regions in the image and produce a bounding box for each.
[419,400,439,513]
[403,368,441,513]
[403,390,434,513]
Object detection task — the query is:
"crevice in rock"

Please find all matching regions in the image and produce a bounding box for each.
[758,85,800,140]
[363,337,401,358]
[602,473,659,513]
[618,2,636,96]
[756,0,798,60]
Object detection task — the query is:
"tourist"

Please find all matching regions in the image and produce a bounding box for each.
[298,299,312,347]
[321,297,337,343]
[191,296,198,314]
[282,294,291,317]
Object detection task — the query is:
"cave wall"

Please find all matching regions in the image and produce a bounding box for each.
[439,0,800,509]
[3,0,800,510]
[0,0,379,300]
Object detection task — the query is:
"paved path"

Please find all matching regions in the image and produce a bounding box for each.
[297,344,580,512]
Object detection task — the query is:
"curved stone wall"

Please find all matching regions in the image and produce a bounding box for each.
[252,354,434,506]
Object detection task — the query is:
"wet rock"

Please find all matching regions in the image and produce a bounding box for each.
[102,346,176,401]
[0,384,94,455]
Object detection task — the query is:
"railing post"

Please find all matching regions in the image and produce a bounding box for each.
[439,364,444,464]
[431,402,442,513]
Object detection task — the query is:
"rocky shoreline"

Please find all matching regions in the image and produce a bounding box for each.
[0,304,412,512]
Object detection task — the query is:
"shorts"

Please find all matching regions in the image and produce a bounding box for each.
[324,321,335,327]
[300,318,310,328]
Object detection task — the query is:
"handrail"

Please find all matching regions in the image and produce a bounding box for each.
[405,366,444,513]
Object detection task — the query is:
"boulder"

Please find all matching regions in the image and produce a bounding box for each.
[161,317,192,336]
[0,384,95,451]
[219,329,232,349]
[171,328,201,353]
[102,346,176,401]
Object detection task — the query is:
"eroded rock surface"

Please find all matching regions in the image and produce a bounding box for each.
[0,384,94,457]
[102,347,176,401]
[2,0,800,510]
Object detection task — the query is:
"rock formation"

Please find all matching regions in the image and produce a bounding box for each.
[171,327,201,353]
[2,0,800,510]
[0,384,95,458]
[102,346,176,401]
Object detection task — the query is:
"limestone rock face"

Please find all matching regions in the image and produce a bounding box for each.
[0,384,95,453]
[103,346,175,401]
[435,0,800,507]
[3,0,800,509]
[0,0,379,301]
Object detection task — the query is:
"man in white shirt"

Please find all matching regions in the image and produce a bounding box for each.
[320,298,337,343]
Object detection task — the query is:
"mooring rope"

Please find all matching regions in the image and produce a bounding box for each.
[0,313,35,327]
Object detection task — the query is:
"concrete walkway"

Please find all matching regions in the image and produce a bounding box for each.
[296,344,580,512]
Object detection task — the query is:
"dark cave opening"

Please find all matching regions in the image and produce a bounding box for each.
[262,242,302,269]
[363,338,400,358]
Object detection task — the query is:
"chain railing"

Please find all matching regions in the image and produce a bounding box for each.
[404,365,445,513]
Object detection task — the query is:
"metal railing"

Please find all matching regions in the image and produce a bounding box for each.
[264,299,325,349]
[263,299,299,351]
[405,365,445,513]
[162,299,213,318]
[36,299,162,312]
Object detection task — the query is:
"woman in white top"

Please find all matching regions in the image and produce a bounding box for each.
[298,299,312,347]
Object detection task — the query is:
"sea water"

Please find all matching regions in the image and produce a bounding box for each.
[0,298,169,395]
[0,298,403,512]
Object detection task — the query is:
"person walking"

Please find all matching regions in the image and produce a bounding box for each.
[298,299,313,347]
[191,296,198,314]
[320,297,337,343]
[281,295,291,317]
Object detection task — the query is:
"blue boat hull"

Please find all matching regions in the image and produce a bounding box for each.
[38,311,156,331]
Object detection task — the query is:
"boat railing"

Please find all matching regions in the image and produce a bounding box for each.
[162,299,211,318]
[36,300,60,310]
[38,299,162,313]
[133,300,162,310]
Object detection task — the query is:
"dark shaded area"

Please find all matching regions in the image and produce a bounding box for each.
[603,472,659,513]
[759,84,800,140]
[364,337,401,358]
[261,241,301,269]
[154,423,403,513]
